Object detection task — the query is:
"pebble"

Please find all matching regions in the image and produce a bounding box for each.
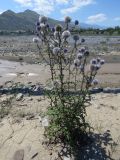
[16,93,23,101]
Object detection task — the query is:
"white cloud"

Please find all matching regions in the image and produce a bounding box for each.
[61,0,95,15]
[86,13,107,23]
[114,17,120,21]
[14,0,32,6]
[14,0,94,15]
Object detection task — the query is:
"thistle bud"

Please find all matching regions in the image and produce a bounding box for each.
[97,57,101,63]
[65,16,71,23]
[92,79,99,85]
[77,53,83,60]
[75,20,79,25]
[55,24,63,32]
[39,16,48,23]
[73,35,79,41]
[90,59,97,65]
[100,59,105,65]
[81,38,85,43]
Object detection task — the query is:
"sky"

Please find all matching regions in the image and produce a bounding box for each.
[0,0,120,27]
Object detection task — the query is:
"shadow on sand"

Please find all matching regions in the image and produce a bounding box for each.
[58,130,116,160]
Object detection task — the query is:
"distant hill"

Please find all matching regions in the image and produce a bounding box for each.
[0,9,102,31]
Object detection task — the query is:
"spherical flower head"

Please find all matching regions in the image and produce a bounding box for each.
[77,53,83,60]
[62,30,71,39]
[75,20,79,25]
[84,50,89,56]
[97,57,101,63]
[90,58,97,65]
[95,64,101,70]
[81,38,85,43]
[92,79,99,85]
[39,16,48,23]
[79,47,86,53]
[100,59,105,65]
[73,35,79,41]
[33,37,40,43]
[64,48,68,54]
[53,47,60,54]
[55,24,63,32]
[74,59,80,67]
[65,16,71,23]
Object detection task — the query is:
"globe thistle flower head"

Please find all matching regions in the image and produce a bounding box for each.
[97,57,101,63]
[81,38,85,43]
[74,59,80,67]
[90,58,97,65]
[75,20,79,25]
[53,47,60,54]
[73,35,79,41]
[92,79,99,85]
[65,16,71,23]
[84,50,89,56]
[100,59,105,65]
[64,48,68,54]
[79,47,85,53]
[39,16,48,23]
[95,64,101,70]
[77,53,83,60]
[55,24,63,32]
[62,30,71,39]
[33,37,40,43]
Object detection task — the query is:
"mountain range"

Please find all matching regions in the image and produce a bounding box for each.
[0,9,102,31]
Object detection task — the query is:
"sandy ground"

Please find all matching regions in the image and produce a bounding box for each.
[0,59,120,87]
[0,93,120,160]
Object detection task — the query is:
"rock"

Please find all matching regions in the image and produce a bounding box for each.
[63,156,71,160]
[13,149,24,160]
[16,93,23,101]
[42,117,49,127]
